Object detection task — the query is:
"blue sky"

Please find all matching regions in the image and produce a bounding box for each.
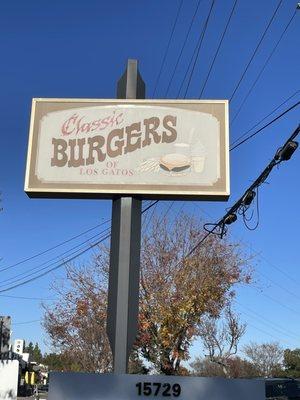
[0,0,299,358]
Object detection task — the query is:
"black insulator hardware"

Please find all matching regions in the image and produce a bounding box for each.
[224,213,237,225]
[242,190,256,206]
[275,141,298,161]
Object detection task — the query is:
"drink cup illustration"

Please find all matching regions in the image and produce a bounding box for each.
[191,141,206,173]
[192,156,205,173]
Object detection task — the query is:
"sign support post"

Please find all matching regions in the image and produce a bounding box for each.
[106,59,145,373]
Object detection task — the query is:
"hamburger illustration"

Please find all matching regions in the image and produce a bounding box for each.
[159,153,191,172]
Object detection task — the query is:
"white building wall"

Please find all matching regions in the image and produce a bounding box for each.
[0,360,19,400]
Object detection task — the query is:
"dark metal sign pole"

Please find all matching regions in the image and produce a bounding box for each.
[107,59,145,373]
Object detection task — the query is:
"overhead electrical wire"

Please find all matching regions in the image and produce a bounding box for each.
[199,0,238,98]
[235,301,300,341]
[258,268,300,303]
[0,201,159,293]
[142,200,159,213]
[152,0,184,98]
[229,0,283,103]
[0,230,111,289]
[0,294,54,301]
[0,203,158,286]
[231,7,298,123]
[0,228,110,285]
[231,90,300,147]
[0,218,111,273]
[164,0,203,97]
[230,100,300,150]
[176,32,203,98]
[177,124,300,263]
[175,0,215,100]
[0,200,157,275]
[12,319,41,326]
[142,202,159,232]
[0,234,111,294]
[194,202,300,305]
[183,0,215,98]
[250,286,300,317]
[256,250,300,285]
[247,322,295,346]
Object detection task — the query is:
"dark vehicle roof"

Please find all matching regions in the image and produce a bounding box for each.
[265,378,300,399]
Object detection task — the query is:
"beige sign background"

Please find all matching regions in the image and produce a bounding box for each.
[25,99,229,200]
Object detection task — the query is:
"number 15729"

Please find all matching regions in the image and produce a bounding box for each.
[136,382,181,397]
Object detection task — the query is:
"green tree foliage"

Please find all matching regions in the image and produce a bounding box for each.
[25,342,43,363]
[282,349,300,378]
[24,341,34,355]
[33,343,43,364]
[43,352,81,372]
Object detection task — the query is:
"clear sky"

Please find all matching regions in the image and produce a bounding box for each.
[0,0,299,359]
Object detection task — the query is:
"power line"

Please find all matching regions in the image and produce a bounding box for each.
[142,201,159,232]
[12,319,41,326]
[258,269,300,303]
[0,229,109,285]
[229,0,283,102]
[235,301,300,341]
[250,286,300,318]
[230,90,300,147]
[0,294,54,301]
[0,218,111,273]
[152,0,184,98]
[141,200,159,213]
[199,0,238,98]
[164,0,203,97]
[0,234,110,294]
[194,203,300,316]
[176,31,202,98]
[183,0,215,98]
[194,203,300,286]
[256,251,300,285]
[181,124,299,261]
[230,101,300,151]
[175,2,214,100]
[0,201,159,293]
[247,322,295,346]
[231,8,298,123]
[0,230,111,289]
[0,201,156,276]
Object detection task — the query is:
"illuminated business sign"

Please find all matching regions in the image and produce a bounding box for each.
[25,99,229,200]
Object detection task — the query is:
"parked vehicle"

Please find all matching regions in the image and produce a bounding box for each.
[265,378,300,399]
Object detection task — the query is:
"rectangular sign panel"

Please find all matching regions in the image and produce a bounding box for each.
[48,372,265,400]
[25,99,229,200]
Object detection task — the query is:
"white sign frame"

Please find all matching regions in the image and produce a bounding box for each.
[25,99,229,200]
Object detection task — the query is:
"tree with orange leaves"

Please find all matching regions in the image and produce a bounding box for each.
[43,213,251,374]
[137,215,250,374]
